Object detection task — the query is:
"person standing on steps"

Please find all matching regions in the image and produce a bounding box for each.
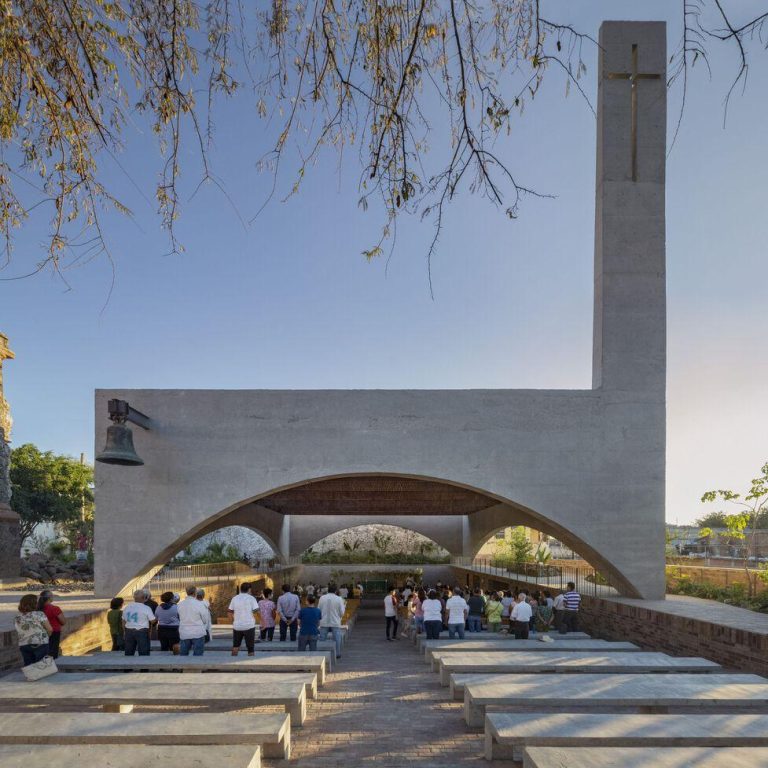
[258,587,277,641]
[178,584,210,656]
[466,588,485,633]
[277,583,300,642]
[445,587,469,639]
[154,591,180,653]
[317,583,345,659]
[510,591,533,640]
[384,588,399,641]
[485,591,503,633]
[122,589,156,656]
[560,581,581,634]
[228,582,260,656]
[298,594,322,651]
[421,590,443,639]
[37,590,65,659]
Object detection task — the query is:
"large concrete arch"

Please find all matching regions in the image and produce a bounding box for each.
[94,22,666,601]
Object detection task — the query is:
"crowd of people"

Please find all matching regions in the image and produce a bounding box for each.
[15,577,580,667]
[380,580,582,641]
[100,581,354,659]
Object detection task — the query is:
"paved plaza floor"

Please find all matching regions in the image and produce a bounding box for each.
[289,611,516,768]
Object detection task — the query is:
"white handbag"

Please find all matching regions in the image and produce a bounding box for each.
[21,655,58,681]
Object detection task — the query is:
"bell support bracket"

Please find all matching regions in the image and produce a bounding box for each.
[107,399,151,430]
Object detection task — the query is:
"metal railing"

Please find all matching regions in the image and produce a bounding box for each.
[451,556,619,598]
[123,559,298,597]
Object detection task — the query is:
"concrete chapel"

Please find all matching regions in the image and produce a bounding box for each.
[94,21,667,601]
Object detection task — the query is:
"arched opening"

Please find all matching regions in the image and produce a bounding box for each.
[113,472,643,598]
[172,525,278,568]
[301,523,450,564]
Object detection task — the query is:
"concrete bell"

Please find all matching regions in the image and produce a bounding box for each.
[95,424,144,466]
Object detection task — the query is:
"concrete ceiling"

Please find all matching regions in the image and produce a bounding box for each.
[256,476,496,516]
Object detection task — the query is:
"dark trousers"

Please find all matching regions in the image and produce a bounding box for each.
[20,643,50,666]
[124,628,150,656]
[513,620,530,640]
[48,631,61,659]
[157,625,180,651]
[260,626,275,641]
[553,609,563,632]
[424,620,442,639]
[279,619,297,642]
[385,616,399,639]
[111,633,124,651]
[233,627,256,653]
[297,633,318,651]
[560,610,578,634]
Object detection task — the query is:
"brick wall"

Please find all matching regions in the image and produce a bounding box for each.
[452,565,768,677]
[575,594,768,677]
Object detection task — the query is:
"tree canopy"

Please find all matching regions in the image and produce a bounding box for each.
[9,442,94,543]
[1,1,766,284]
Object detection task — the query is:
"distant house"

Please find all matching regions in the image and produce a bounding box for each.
[666,523,768,561]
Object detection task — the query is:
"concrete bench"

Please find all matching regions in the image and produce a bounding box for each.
[484,712,768,760]
[0,711,290,760]
[58,651,327,685]
[463,673,768,727]
[0,671,311,725]
[212,624,349,643]
[442,652,720,691]
[151,641,337,669]
[522,746,768,768]
[416,632,591,651]
[0,745,261,768]
[423,639,640,665]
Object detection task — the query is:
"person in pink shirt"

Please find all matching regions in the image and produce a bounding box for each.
[410,588,425,636]
[258,587,277,641]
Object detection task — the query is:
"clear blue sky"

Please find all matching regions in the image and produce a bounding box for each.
[1,2,766,524]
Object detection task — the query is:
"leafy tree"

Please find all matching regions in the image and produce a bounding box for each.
[495,526,534,569]
[10,443,94,544]
[695,511,730,529]
[1,1,766,281]
[701,461,768,597]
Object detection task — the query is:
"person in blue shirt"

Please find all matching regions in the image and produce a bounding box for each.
[297,594,322,651]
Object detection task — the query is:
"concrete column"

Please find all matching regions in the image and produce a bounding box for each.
[592,21,666,393]
[278,514,291,562]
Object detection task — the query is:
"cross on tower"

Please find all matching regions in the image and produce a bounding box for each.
[606,43,661,182]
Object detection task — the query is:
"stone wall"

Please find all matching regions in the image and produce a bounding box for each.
[185,526,275,560]
[294,564,455,589]
[1,604,112,673]
[307,524,449,556]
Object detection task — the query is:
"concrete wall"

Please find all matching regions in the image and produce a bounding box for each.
[93,22,667,603]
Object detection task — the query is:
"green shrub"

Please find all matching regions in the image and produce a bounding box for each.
[300,550,450,565]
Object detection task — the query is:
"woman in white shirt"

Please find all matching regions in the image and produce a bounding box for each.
[421,590,444,639]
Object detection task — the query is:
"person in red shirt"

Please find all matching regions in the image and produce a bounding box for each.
[37,590,66,658]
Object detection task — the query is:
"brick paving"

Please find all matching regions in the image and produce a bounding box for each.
[288,608,517,768]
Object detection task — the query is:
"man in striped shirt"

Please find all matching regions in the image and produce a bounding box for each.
[558,582,581,634]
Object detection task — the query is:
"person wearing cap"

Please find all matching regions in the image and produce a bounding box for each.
[37,590,65,659]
